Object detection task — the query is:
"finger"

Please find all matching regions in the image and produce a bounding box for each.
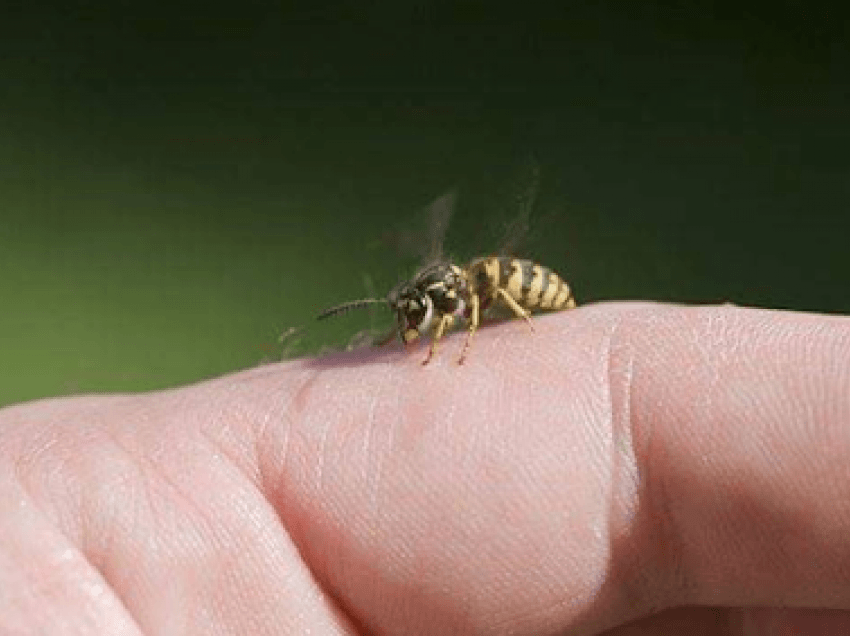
[0,471,142,635]
[261,306,624,634]
[0,395,362,635]
[616,304,850,610]
[257,302,850,634]
[4,303,848,636]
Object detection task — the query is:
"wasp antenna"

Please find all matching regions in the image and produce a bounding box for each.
[317,298,385,321]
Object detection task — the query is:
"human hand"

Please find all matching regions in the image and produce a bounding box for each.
[1,303,848,635]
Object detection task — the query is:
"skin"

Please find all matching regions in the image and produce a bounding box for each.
[1,302,849,635]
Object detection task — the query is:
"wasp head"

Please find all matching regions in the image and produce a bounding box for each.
[388,283,434,344]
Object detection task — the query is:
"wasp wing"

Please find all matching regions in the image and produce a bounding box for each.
[422,189,456,267]
[371,190,457,270]
[496,157,540,257]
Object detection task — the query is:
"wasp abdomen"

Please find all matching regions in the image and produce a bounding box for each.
[466,256,575,312]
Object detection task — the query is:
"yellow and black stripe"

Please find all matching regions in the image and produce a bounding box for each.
[465,256,575,313]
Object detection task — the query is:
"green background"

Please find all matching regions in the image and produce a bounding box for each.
[1,2,847,406]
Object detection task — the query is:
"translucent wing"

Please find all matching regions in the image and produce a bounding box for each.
[497,157,540,256]
[459,156,542,259]
[423,189,456,267]
[372,190,456,269]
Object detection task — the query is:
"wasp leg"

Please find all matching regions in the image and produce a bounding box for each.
[422,313,454,365]
[458,292,480,365]
[495,288,535,332]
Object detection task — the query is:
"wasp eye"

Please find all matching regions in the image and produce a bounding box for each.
[398,294,434,339]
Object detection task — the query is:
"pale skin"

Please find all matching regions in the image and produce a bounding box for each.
[1,303,849,635]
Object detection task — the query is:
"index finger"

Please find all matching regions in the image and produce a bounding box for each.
[262,302,850,634]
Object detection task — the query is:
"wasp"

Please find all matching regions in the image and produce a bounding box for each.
[317,255,575,364]
[312,173,576,364]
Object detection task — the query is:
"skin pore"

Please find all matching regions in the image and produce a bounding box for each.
[1,302,849,635]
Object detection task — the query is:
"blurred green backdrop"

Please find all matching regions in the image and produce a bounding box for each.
[0,1,847,406]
